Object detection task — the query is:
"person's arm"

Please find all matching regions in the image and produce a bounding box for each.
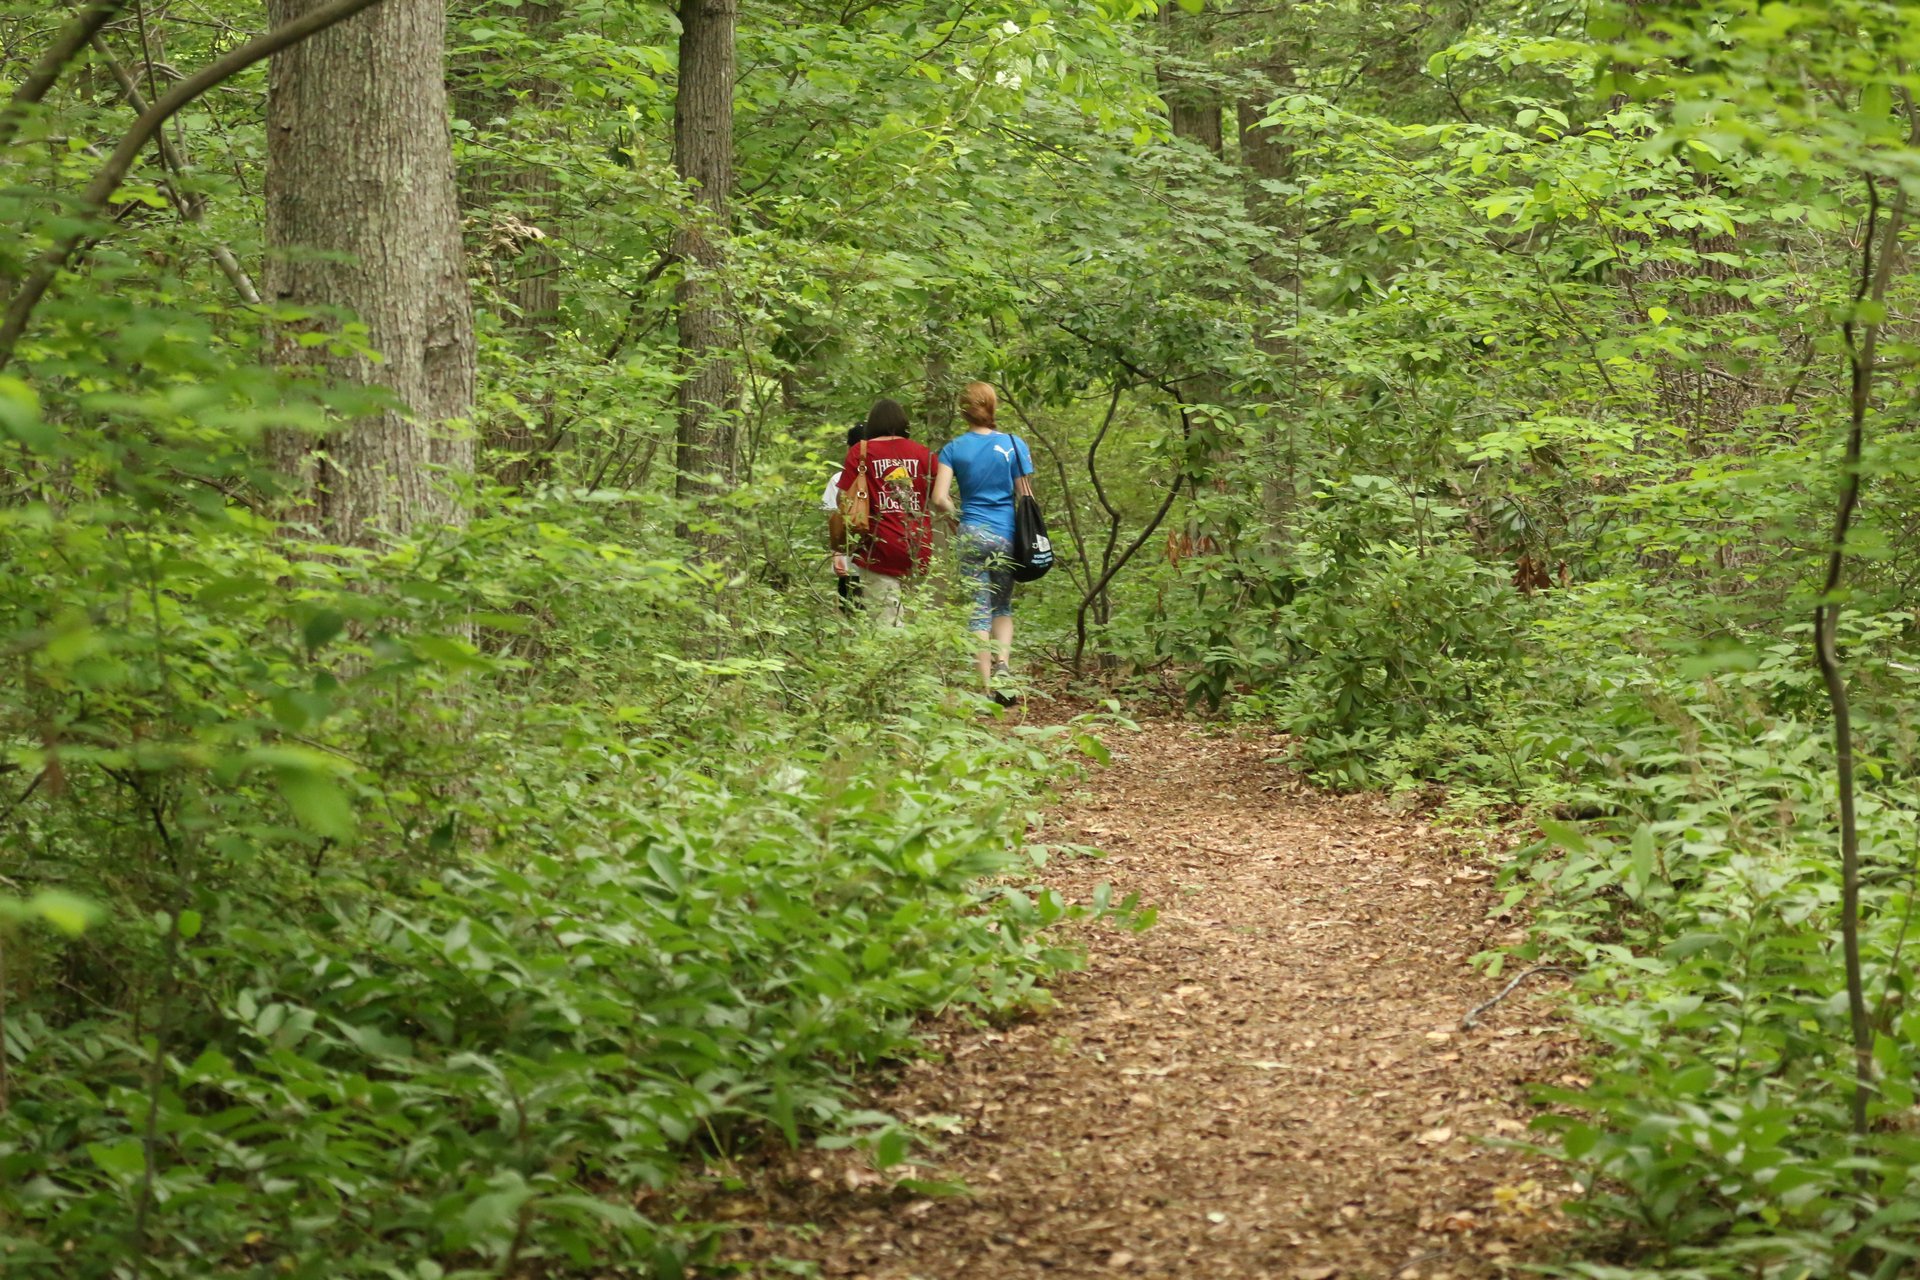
[829,448,860,574]
[828,513,848,576]
[932,462,957,516]
[1014,436,1036,497]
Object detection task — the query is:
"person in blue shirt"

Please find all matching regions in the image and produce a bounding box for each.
[932,381,1035,704]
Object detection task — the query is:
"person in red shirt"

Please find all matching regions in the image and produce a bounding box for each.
[832,399,935,625]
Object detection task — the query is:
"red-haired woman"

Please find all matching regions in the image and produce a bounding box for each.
[932,381,1035,704]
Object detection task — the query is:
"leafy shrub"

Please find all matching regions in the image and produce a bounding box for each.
[1200,476,1528,787]
[1463,597,1920,1277]
[0,420,1107,1277]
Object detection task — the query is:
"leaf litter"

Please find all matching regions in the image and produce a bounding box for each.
[714,718,1578,1278]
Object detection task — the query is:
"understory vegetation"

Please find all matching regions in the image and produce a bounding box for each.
[4,0,1920,1277]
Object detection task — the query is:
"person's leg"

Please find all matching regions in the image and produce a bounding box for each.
[989,549,1015,673]
[858,568,904,626]
[959,529,997,690]
[837,573,863,614]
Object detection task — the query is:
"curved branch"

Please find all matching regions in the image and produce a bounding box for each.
[1073,405,1193,675]
[1085,378,1126,621]
[1086,377,1125,529]
[0,0,131,153]
[0,0,389,372]
[1817,171,1907,1144]
[89,33,262,304]
[998,384,1093,597]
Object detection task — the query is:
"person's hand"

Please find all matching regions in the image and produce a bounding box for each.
[832,553,850,576]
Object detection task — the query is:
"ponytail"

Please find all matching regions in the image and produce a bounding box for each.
[958,380,999,429]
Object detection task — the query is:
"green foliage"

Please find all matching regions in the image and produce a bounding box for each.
[1081,2,1920,1275]
[1,411,1106,1274]
[1475,596,1920,1277]
[9,0,1920,1276]
[0,7,1143,1250]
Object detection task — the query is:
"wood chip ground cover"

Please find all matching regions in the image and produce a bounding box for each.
[716,719,1581,1279]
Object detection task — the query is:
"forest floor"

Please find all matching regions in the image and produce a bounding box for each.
[714,713,1585,1280]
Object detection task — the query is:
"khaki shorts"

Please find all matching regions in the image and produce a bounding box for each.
[856,566,906,626]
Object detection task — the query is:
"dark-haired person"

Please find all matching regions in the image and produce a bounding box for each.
[932,381,1034,703]
[823,422,865,614]
[832,399,935,625]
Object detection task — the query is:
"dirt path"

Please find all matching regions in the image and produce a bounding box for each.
[725,720,1580,1280]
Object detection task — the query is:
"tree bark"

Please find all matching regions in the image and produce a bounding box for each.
[923,289,954,437]
[1239,75,1298,532]
[265,0,476,541]
[457,0,561,489]
[1154,3,1227,562]
[1816,173,1906,1145]
[672,0,738,519]
[1159,5,1221,157]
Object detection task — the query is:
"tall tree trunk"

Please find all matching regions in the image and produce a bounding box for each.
[265,0,475,541]
[1159,5,1222,157]
[1239,75,1298,533]
[1157,8,1227,557]
[672,0,737,520]
[923,289,954,437]
[457,0,561,489]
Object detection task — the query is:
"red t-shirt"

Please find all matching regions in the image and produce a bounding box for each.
[837,436,935,578]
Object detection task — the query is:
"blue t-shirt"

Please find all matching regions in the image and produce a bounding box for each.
[939,430,1033,540]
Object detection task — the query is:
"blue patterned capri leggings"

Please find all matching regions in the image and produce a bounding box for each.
[958,526,1015,632]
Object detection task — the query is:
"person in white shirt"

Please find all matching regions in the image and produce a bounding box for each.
[824,423,864,613]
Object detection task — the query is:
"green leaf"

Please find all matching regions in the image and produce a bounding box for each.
[276,767,357,841]
[1861,81,1893,127]
[874,1128,911,1168]
[302,609,346,651]
[0,376,54,452]
[461,1174,536,1239]
[1538,820,1590,854]
[28,890,102,936]
[86,1139,147,1179]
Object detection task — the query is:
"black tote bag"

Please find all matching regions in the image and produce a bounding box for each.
[1007,436,1053,583]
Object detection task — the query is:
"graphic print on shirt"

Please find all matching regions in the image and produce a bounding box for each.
[837,438,937,578]
[871,455,926,517]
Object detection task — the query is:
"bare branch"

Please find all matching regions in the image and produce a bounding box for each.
[1460,965,1572,1031]
[1817,171,1908,1142]
[0,0,388,371]
[89,33,262,304]
[0,1,132,152]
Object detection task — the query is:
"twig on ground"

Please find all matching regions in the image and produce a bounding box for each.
[1460,964,1573,1031]
[1396,1247,1451,1277]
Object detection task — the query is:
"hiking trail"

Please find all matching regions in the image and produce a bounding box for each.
[723,717,1583,1279]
